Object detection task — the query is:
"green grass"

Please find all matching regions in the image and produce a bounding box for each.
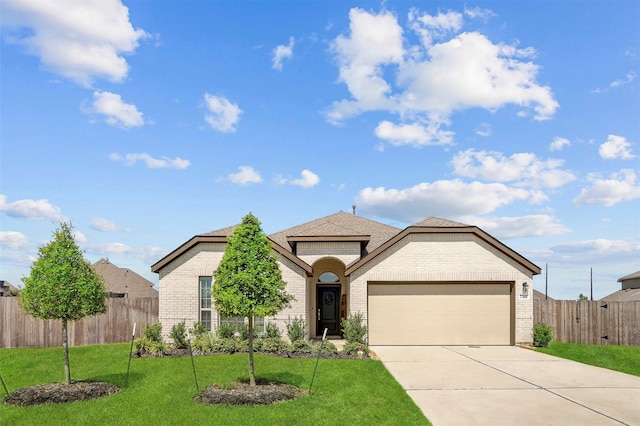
[537,342,640,376]
[0,343,429,425]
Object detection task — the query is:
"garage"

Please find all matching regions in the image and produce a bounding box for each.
[368,282,513,345]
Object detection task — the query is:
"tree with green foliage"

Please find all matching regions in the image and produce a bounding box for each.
[21,223,106,384]
[213,213,293,386]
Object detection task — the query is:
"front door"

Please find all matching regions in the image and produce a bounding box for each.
[317,286,340,336]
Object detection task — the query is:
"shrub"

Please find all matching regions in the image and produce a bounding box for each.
[342,342,369,357]
[133,323,168,356]
[264,322,282,339]
[289,340,313,354]
[143,323,163,342]
[147,340,168,356]
[341,312,367,344]
[313,340,338,356]
[170,320,188,349]
[189,322,208,339]
[240,323,259,340]
[260,337,289,354]
[216,323,236,339]
[212,338,238,354]
[533,323,553,347]
[286,316,307,343]
[192,332,218,354]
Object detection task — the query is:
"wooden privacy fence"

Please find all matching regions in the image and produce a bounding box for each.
[534,299,640,346]
[0,297,158,348]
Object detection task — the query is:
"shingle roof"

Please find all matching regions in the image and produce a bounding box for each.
[201,224,239,237]
[533,289,554,300]
[618,270,640,282]
[269,211,400,253]
[93,258,158,298]
[0,280,19,296]
[600,287,640,302]
[412,216,469,227]
[151,212,541,277]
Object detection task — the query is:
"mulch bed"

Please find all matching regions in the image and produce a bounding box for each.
[194,379,306,405]
[3,381,120,407]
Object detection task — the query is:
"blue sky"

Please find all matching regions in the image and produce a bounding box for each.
[1,1,638,300]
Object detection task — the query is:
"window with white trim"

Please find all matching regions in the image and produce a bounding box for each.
[199,276,212,330]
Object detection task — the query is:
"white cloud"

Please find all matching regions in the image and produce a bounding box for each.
[327,8,559,146]
[408,9,463,47]
[0,231,29,250]
[275,170,320,188]
[203,93,242,132]
[1,0,147,87]
[549,137,571,151]
[463,215,570,239]
[272,36,294,70]
[599,134,635,160]
[374,119,454,146]
[228,166,262,185]
[73,230,88,244]
[355,179,538,223]
[0,194,67,222]
[89,91,144,128]
[90,218,128,232]
[475,123,492,137]
[550,238,640,264]
[573,169,640,207]
[110,153,190,169]
[290,169,320,188]
[451,149,575,188]
[327,8,404,123]
[463,6,496,21]
[610,71,636,88]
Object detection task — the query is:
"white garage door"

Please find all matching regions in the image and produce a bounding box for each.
[368,283,512,345]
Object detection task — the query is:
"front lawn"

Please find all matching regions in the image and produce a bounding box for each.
[0,343,429,425]
[537,342,640,376]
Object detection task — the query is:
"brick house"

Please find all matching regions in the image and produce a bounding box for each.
[152,212,540,345]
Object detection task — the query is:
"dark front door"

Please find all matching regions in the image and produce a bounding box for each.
[317,286,340,336]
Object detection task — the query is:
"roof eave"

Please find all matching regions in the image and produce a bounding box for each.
[151,235,228,273]
[150,234,313,276]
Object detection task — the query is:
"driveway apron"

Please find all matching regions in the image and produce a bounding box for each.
[372,345,640,426]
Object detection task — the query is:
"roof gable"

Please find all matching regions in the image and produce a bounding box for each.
[345,220,541,275]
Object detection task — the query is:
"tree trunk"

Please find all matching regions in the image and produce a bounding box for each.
[62,319,71,385]
[248,316,256,386]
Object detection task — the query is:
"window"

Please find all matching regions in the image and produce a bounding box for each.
[318,272,340,283]
[199,277,212,330]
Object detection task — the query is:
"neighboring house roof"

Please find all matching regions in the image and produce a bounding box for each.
[151,212,541,277]
[0,280,19,296]
[533,289,554,300]
[618,270,640,284]
[93,258,158,298]
[600,287,640,302]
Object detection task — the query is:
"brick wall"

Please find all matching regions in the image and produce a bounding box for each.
[158,242,309,339]
[297,241,360,266]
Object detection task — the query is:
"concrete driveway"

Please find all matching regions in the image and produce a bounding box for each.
[372,345,640,426]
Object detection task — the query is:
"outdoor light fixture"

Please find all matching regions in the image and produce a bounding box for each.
[521,282,529,297]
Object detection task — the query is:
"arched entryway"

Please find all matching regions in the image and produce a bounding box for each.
[312,258,347,337]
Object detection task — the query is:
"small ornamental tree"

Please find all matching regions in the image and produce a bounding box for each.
[213,213,293,386]
[21,223,106,384]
